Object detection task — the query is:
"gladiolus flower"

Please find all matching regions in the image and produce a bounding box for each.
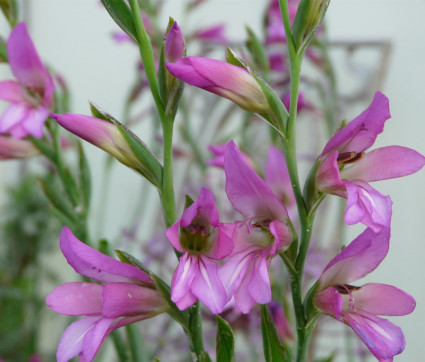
[46,227,166,362]
[315,227,415,361]
[219,141,293,313]
[166,187,234,314]
[165,22,185,63]
[316,92,425,232]
[193,24,228,44]
[0,134,39,159]
[166,57,269,113]
[0,22,54,139]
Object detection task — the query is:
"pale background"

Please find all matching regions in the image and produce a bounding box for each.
[0,0,424,360]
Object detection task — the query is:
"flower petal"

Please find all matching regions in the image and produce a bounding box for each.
[320,227,390,288]
[0,103,29,134]
[341,146,425,182]
[208,222,234,260]
[180,187,219,228]
[344,180,392,232]
[56,316,100,362]
[102,282,165,318]
[248,251,272,305]
[171,252,197,309]
[265,145,295,206]
[322,92,390,155]
[60,227,152,284]
[315,287,344,319]
[0,80,26,102]
[342,310,406,361]
[224,141,289,221]
[21,106,49,138]
[352,283,415,316]
[8,22,53,95]
[191,255,227,314]
[316,151,345,196]
[82,317,115,362]
[269,219,292,254]
[46,282,102,316]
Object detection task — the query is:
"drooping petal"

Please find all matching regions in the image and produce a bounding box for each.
[233,261,257,314]
[269,219,292,254]
[0,80,26,102]
[322,92,390,156]
[342,310,406,361]
[171,252,197,309]
[343,180,392,232]
[265,145,295,206]
[60,227,152,284]
[8,23,53,93]
[341,146,425,182]
[247,251,272,305]
[191,254,227,314]
[56,316,100,362]
[315,287,344,319]
[224,141,289,221]
[102,282,166,318]
[82,317,115,362]
[316,151,345,197]
[219,244,260,299]
[46,282,102,316]
[351,283,416,316]
[319,227,390,288]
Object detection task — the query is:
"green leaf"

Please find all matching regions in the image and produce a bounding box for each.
[117,123,163,188]
[100,0,137,41]
[245,26,269,73]
[198,352,212,362]
[304,282,320,321]
[216,316,235,362]
[89,102,112,122]
[0,0,18,27]
[0,36,7,62]
[225,47,246,68]
[37,177,77,223]
[78,142,91,211]
[314,355,335,362]
[261,305,288,362]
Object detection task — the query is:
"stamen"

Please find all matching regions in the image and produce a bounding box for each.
[335,284,361,312]
[337,151,365,164]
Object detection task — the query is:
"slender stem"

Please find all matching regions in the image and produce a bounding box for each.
[160,120,177,228]
[129,0,164,117]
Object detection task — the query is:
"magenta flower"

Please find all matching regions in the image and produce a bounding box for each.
[315,227,415,361]
[165,22,185,63]
[265,0,299,45]
[219,141,293,313]
[0,22,54,139]
[165,57,268,113]
[166,187,234,314]
[46,227,166,362]
[316,92,425,232]
[0,134,39,159]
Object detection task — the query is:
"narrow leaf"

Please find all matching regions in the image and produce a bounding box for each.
[216,316,235,362]
[101,0,137,41]
[261,305,287,362]
[78,142,91,211]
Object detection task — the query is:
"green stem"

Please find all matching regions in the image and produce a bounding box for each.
[129,0,164,117]
[160,120,177,228]
[189,301,205,356]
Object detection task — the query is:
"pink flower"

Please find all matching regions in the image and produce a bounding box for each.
[219,141,293,313]
[315,227,415,361]
[166,187,234,314]
[0,22,54,139]
[46,227,166,362]
[0,134,39,159]
[316,92,425,232]
[165,22,185,63]
[165,57,268,113]
[193,24,228,44]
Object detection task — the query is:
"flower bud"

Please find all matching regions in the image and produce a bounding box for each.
[0,134,39,159]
